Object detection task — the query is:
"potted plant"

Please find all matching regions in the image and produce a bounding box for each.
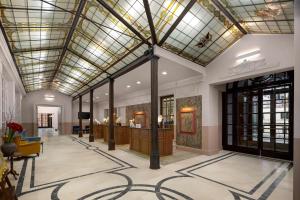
[1,122,23,156]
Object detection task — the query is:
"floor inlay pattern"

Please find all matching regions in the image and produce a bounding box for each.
[10,136,293,200]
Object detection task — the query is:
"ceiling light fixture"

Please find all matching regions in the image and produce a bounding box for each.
[161,71,168,75]
[105,93,108,96]
[136,81,141,84]
[126,85,131,88]
[44,94,55,102]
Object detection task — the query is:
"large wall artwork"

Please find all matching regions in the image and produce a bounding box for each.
[179,108,196,134]
[176,95,202,149]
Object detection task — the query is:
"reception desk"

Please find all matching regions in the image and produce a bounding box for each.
[129,128,173,156]
[94,124,103,139]
[102,125,130,145]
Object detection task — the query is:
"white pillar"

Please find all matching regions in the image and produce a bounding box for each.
[294,0,300,199]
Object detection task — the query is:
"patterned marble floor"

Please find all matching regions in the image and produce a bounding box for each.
[10,135,293,200]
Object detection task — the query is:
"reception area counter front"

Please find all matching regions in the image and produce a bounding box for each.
[97,125,174,156]
[129,128,173,156]
[101,125,130,145]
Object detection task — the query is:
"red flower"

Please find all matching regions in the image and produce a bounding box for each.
[7,122,23,132]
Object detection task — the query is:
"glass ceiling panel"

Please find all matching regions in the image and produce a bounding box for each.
[14,49,61,66]
[105,43,148,74]
[19,63,56,74]
[98,0,151,38]
[162,0,242,66]
[220,0,294,33]
[150,0,188,40]
[61,52,101,80]
[3,0,292,96]
[8,28,67,51]
[0,0,78,93]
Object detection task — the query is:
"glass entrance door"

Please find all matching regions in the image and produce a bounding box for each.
[223,71,293,160]
[261,86,291,158]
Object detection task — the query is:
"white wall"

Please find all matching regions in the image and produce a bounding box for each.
[92,75,208,125]
[0,30,25,132]
[37,106,60,130]
[207,34,294,85]
[22,89,72,134]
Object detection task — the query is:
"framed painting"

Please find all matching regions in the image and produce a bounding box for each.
[134,112,146,128]
[179,108,196,134]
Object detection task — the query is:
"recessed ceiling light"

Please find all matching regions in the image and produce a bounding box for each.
[96,96,100,99]
[136,81,141,84]
[161,71,168,75]
[105,93,108,96]
[126,85,131,88]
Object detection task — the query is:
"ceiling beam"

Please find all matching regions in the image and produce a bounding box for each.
[13,46,63,53]
[0,6,69,12]
[210,0,247,34]
[72,50,153,100]
[50,0,87,83]
[96,0,151,46]
[158,0,197,46]
[66,48,110,75]
[58,70,86,85]
[143,0,157,45]
[71,41,145,95]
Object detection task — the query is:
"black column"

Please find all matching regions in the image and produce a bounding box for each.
[108,78,115,150]
[150,55,160,169]
[79,95,83,137]
[89,89,94,142]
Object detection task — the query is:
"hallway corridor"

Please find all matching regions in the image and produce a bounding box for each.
[12,136,293,200]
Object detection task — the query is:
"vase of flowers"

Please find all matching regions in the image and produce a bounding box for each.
[1,122,23,156]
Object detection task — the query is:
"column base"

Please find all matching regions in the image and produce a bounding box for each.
[108,140,115,150]
[89,135,94,142]
[150,153,160,169]
[79,132,83,137]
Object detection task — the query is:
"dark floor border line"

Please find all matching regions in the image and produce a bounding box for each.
[17,165,125,197]
[16,158,28,196]
[257,162,293,200]
[92,189,176,200]
[176,152,236,173]
[106,171,133,199]
[248,162,286,194]
[28,148,124,188]
[187,155,287,195]
[72,136,136,168]
[30,157,35,188]
[78,184,193,200]
[51,183,66,200]
[230,191,254,200]
[187,153,236,173]
[154,152,237,199]
[34,166,124,188]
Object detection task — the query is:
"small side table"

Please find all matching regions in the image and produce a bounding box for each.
[7,152,21,180]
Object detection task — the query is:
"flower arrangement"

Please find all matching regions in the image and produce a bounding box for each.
[4,122,23,143]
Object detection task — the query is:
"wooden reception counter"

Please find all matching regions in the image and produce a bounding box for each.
[102,125,130,145]
[98,125,173,156]
[129,128,173,156]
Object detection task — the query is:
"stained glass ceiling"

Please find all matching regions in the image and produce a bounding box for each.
[0,0,294,96]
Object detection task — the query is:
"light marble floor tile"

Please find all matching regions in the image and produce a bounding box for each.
[8,135,292,200]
